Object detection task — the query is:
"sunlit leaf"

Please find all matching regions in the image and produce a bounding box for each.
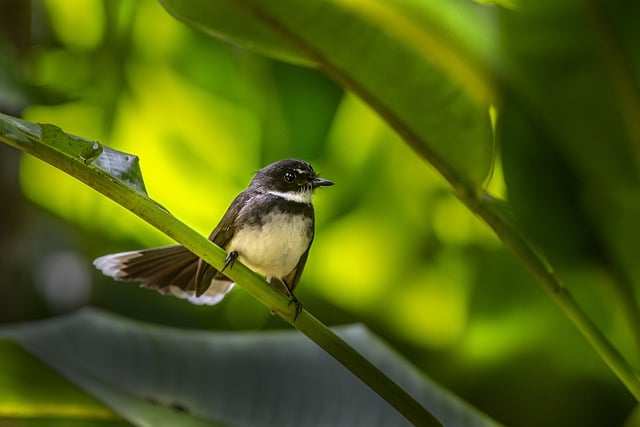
[159,0,495,189]
[0,112,149,198]
[0,309,499,427]
[39,123,102,164]
[160,0,314,66]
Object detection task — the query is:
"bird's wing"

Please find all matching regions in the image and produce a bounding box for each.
[282,203,315,294]
[282,242,312,294]
[194,191,251,296]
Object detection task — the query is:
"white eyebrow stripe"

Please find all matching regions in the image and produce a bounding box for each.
[267,190,312,204]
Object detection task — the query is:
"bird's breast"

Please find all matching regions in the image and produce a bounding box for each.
[227,212,313,279]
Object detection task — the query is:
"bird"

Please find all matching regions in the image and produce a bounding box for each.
[94,158,333,319]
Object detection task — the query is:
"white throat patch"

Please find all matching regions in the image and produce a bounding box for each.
[267,190,312,204]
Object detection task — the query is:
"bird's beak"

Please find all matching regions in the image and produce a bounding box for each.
[312,176,334,188]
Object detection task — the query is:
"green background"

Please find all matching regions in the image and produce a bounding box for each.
[1,0,639,426]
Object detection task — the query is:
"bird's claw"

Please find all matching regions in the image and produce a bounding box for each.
[221,251,238,273]
[288,296,303,321]
[267,278,303,321]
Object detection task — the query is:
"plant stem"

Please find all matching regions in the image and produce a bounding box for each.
[471,192,640,401]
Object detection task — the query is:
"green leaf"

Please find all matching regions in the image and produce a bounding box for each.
[0,309,498,427]
[499,100,602,267]
[499,0,640,185]
[625,405,640,427]
[93,147,149,196]
[0,111,39,146]
[0,112,148,197]
[39,123,103,165]
[498,0,640,359]
[160,0,313,66]
[0,339,118,422]
[159,0,495,190]
[498,0,640,284]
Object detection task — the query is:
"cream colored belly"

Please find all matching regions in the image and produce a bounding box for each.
[227,212,312,279]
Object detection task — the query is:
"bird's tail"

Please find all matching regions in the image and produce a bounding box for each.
[93,245,234,305]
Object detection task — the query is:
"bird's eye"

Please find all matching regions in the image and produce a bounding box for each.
[284,170,296,183]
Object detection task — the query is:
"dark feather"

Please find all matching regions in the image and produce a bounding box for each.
[282,245,311,293]
[194,191,251,296]
[113,245,198,292]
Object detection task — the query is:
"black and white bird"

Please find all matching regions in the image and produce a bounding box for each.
[94,159,333,317]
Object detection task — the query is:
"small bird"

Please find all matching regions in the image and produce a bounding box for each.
[94,159,333,318]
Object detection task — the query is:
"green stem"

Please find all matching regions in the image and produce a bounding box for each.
[0,120,442,427]
[472,193,640,401]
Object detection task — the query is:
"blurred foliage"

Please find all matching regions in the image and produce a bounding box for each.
[0,309,498,427]
[1,0,640,426]
[0,339,119,423]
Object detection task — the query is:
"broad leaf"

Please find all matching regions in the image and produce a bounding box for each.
[160,0,311,66]
[499,0,640,287]
[0,339,121,424]
[159,0,495,190]
[0,112,148,197]
[0,309,500,427]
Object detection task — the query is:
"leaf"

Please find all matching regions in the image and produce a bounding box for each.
[497,0,640,360]
[93,146,149,196]
[159,0,495,190]
[0,309,500,427]
[0,112,148,197]
[499,99,603,267]
[38,123,103,164]
[0,339,118,422]
[498,0,640,285]
[499,0,640,185]
[160,0,313,66]
[0,111,39,146]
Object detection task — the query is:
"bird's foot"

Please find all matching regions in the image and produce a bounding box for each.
[288,295,303,321]
[221,251,238,273]
[267,277,303,321]
[281,280,302,321]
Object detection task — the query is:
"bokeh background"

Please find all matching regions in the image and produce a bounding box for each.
[0,1,635,426]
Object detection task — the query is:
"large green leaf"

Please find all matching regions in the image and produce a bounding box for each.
[499,100,602,267]
[159,0,310,66]
[499,0,640,283]
[0,339,124,425]
[159,0,495,191]
[0,309,499,427]
[498,0,640,357]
